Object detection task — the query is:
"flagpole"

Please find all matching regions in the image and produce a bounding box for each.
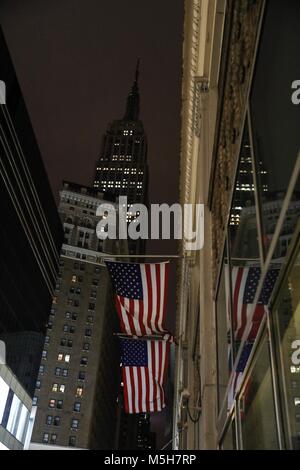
[113,332,176,343]
[113,333,163,340]
[101,253,190,259]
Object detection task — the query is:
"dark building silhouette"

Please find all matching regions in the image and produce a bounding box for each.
[116,411,156,450]
[0,332,44,398]
[0,27,63,396]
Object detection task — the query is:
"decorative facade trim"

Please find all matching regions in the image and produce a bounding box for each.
[210,0,265,285]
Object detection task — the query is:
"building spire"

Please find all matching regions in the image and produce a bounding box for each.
[123,59,140,121]
[135,58,140,82]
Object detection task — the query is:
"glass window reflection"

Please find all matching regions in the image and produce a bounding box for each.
[239,333,279,450]
[273,238,300,449]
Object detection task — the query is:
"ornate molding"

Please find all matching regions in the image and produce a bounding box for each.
[180,0,201,208]
[210,0,265,285]
[193,77,209,137]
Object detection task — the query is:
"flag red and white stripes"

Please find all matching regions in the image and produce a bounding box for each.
[121,338,170,414]
[106,261,171,338]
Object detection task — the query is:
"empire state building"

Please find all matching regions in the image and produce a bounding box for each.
[93,60,148,221]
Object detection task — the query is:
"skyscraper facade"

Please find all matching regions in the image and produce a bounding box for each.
[174,0,300,450]
[93,64,153,448]
[93,61,148,221]
[31,182,121,450]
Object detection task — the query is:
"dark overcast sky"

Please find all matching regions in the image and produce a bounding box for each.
[0,0,183,446]
[0,0,183,207]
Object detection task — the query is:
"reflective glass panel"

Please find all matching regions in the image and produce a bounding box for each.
[239,333,279,449]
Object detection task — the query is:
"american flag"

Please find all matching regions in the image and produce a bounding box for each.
[106,261,172,339]
[120,338,170,413]
[228,342,253,406]
[228,266,279,405]
[232,266,279,341]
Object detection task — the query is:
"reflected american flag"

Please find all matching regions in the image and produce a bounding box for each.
[228,266,279,405]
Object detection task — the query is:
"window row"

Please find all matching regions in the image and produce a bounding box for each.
[49,310,94,323]
[72,262,101,275]
[47,391,83,410]
[41,352,89,367]
[40,366,82,379]
[46,404,81,426]
[42,424,79,445]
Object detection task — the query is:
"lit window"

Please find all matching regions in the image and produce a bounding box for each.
[52,383,58,392]
[65,355,71,363]
[71,419,79,430]
[33,396,38,406]
[55,367,61,377]
[62,369,68,377]
[49,399,56,408]
[76,387,83,398]
[72,275,77,283]
[60,385,66,393]
[42,433,49,444]
[57,354,63,362]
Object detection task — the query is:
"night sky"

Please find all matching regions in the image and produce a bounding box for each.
[0,0,183,447]
[0,0,183,206]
